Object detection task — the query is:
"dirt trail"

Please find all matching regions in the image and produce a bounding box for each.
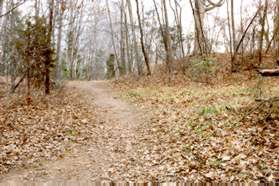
[0,81,147,183]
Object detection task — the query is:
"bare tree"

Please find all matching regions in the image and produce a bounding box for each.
[274,0,279,59]
[230,0,236,53]
[123,2,132,73]
[135,0,151,75]
[169,0,184,57]
[66,0,85,79]
[45,0,55,95]
[258,0,268,65]
[106,0,120,80]
[120,0,127,75]
[189,0,224,56]
[231,7,261,72]
[55,0,65,80]
[127,0,142,75]
[153,0,174,76]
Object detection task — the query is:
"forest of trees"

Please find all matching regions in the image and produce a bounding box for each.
[0,0,279,93]
[1,0,279,183]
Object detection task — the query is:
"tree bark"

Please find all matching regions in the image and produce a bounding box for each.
[162,0,174,75]
[135,0,151,75]
[153,0,174,76]
[189,0,207,55]
[55,0,64,80]
[106,0,120,80]
[169,0,185,58]
[120,0,126,75]
[258,0,268,65]
[45,0,54,95]
[230,0,236,53]
[127,0,142,75]
[231,7,261,72]
[123,4,132,74]
[275,0,279,59]
[0,0,3,28]
[226,0,233,61]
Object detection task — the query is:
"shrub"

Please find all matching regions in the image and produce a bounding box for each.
[186,57,217,83]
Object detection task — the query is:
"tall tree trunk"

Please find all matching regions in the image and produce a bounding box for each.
[258,0,268,65]
[120,0,126,75]
[135,0,151,75]
[45,0,54,95]
[123,4,132,74]
[66,1,83,80]
[169,0,185,58]
[190,0,224,55]
[226,0,233,61]
[275,0,279,59]
[55,0,64,80]
[230,0,236,53]
[240,0,244,63]
[227,0,237,71]
[153,0,173,76]
[1,0,9,78]
[73,3,84,79]
[231,7,261,72]
[67,1,75,79]
[162,0,174,74]
[9,0,16,90]
[127,0,142,75]
[189,0,207,55]
[0,0,3,75]
[106,0,120,80]
[0,0,4,34]
[175,0,185,57]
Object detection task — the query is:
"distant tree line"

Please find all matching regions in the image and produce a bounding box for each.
[0,0,278,94]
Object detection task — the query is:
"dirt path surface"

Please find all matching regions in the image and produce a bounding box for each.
[0,81,149,183]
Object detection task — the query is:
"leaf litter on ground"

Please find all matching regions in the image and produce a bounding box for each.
[0,85,97,175]
[112,76,279,182]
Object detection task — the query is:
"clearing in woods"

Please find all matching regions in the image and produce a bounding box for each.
[1,81,149,183]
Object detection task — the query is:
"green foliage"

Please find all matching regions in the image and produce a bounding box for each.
[208,158,222,168]
[187,57,217,83]
[106,54,115,79]
[14,16,55,88]
[61,58,69,78]
[119,63,126,76]
[126,91,141,99]
[199,106,219,116]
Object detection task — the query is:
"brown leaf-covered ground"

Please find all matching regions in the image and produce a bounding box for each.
[0,76,278,183]
[0,81,149,183]
[0,83,97,176]
[112,75,279,182]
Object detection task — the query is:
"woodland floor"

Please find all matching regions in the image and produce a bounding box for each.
[0,77,279,184]
[0,81,150,183]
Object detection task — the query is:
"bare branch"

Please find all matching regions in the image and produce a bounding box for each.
[205,0,225,12]
[0,0,27,18]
